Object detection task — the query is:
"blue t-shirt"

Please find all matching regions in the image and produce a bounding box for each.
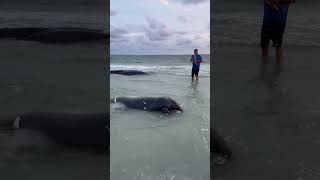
[190,54,202,69]
[263,3,289,25]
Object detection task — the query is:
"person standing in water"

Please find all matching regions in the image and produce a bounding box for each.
[261,0,295,67]
[260,0,295,86]
[190,49,202,81]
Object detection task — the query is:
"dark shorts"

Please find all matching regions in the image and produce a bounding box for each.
[191,68,199,76]
[260,23,286,48]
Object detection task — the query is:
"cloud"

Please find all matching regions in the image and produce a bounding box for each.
[110,25,129,42]
[146,18,166,29]
[135,35,160,47]
[176,0,208,4]
[176,38,192,46]
[160,0,169,5]
[175,31,188,35]
[110,9,117,16]
[194,34,202,39]
[144,18,189,41]
[145,18,173,41]
[145,29,171,41]
[177,16,189,23]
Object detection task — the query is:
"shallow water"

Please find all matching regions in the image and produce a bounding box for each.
[0,0,107,30]
[212,0,320,47]
[110,55,210,179]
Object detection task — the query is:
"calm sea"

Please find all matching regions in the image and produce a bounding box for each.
[110,54,210,179]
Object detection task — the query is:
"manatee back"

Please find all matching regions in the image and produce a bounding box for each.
[20,113,109,148]
[116,97,150,110]
[147,97,170,111]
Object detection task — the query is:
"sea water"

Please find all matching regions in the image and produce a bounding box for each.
[110,55,210,179]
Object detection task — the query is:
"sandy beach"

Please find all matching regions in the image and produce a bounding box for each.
[212,45,320,180]
[0,39,108,179]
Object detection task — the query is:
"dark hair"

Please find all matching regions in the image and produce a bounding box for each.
[194,49,198,51]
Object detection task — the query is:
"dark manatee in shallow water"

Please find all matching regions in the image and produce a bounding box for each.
[0,112,109,152]
[0,27,107,44]
[110,70,149,75]
[111,97,183,113]
[211,128,232,159]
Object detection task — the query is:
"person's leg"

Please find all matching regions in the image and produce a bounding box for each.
[259,46,269,81]
[275,47,283,64]
[191,69,194,81]
[273,23,285,72]
[260,24,270,63]
[261,46,269,59]
[195,69,199,80]
[275,46,283,77]
[260,24,269,81]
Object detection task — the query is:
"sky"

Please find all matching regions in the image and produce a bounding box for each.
[110,0,210,55]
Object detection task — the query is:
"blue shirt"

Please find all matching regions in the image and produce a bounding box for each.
[190,54,202,69]
[263,3,289,25]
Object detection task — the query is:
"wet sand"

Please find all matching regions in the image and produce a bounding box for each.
[212,45,320,180]
[0,39,108,179]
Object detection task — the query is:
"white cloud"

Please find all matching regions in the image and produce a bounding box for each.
[160,0,169,5]
[176,0,208,4]
[177,16,189,23]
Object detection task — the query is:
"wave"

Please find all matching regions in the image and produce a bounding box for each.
[0,27,107,44]
[165,72,211,77]
[110,64,210,77]
[111,64,210,71]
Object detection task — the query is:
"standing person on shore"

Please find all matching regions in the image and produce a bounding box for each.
[190,49,203,81]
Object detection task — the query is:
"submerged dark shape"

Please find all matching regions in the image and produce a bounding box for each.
[0,112,109,151]
[110,70,149,75]
[211,128,232,159]
[111,96,183,113]
[0,27,107,44]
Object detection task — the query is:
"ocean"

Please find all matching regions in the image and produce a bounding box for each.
[0,1,108,179]
[212,1,320,180]
[212,0,320,47]
[0,0,107,30]
[110,55,210,179]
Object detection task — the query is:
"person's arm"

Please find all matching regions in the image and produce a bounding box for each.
[196,56,202,64]
[190,55,198,64]
[265,0,280,10]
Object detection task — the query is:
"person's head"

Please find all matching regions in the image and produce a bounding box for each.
[194,49,198,54]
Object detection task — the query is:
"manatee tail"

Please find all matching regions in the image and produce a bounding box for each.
[0,115,20,129]
[110,98,118,103]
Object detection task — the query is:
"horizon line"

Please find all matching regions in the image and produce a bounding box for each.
[110,53,211,56]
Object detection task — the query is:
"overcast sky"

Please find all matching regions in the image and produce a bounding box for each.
[110,0,210,55]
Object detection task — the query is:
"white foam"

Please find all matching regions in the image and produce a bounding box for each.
[110,64,210,76]
[110,64,189,71]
